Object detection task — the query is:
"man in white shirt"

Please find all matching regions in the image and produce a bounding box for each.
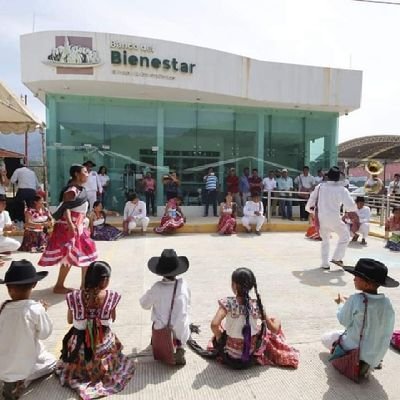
[306,166,356,270]
[314,169,324,185]
[10,164,40,222]
[389,173,400,199]
[82,160,102,211]
[123,192,150,235]
[262,170,276,218]
[277,169,294,221]
[347,196,371,245]
[294,166,315,221]
[0,195,20,253]
[242,193,265,235]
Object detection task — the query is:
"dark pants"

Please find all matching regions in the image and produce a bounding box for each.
[299,201,309,220]
[279,199,292,219]
[15,188,36,222]
[204,190,218,216]
[145,191,156,216]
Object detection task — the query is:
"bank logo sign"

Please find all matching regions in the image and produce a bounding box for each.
[43,36,101,75]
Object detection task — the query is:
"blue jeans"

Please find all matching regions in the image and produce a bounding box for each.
[279,199,292,219]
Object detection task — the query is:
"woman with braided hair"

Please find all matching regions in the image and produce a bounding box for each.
[203,267,299,369]
[56,261,135,399]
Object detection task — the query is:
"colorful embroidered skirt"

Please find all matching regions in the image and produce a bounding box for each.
[217,214,236,235]
[154,215,184,234]
[386,233,400,251]
[92,224,123,241]
[57,327,135,400]
[39,212,97,267]
[19,229,48,252]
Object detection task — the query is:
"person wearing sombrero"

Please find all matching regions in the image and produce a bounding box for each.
[82,160,102,212]
[322,258,398,378]
[140,249,191,365]
[0,260,56,399]
[306,166,356,270]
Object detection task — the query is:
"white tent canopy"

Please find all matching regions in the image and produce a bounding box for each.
[0,81,43,134]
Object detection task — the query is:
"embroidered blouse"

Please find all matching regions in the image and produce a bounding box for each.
[25,207,51,232]
[66,289,121,330]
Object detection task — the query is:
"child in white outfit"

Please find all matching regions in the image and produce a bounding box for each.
[0,260,56,400]
[140,249,191,365]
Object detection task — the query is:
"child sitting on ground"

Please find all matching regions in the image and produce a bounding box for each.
[140,249,191,365]
[322,258,398,378]
[196,267,299,369]
[56,261,135,399]
[0,260,56,400]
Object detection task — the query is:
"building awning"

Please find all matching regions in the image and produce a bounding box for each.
[0,148,25,158]
[0,81,44,134]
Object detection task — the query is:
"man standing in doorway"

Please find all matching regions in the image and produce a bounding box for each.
[248,169,263,197]
[83,160,102,211]
[239,167,250,207]
[278,169,294,221]
[306,166,356,270]
[226,168,241,215]
[295,166,315,221]
[203,167,218,217]
[10,162,41,223]
[262,170,276,218]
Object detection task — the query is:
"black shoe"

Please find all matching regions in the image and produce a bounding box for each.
[175,348,186,366]
[255,230,261,236]
[3,381,24,400]
[361,239,367,245]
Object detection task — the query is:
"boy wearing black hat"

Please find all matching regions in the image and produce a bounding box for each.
[322,258,398,378]
[306,166,356,270]
[140,249,191,365]
[0,260,56,399]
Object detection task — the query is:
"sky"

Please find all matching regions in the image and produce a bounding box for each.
[1,0,400,143]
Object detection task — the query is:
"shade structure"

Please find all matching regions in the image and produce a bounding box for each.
[0,81,43,134]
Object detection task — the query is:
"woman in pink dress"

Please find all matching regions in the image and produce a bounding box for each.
[217,193,237,235]
[39,164,97,294]
[154,197,185,234]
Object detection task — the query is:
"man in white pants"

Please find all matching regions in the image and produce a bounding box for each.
[306,167,356,270]
[0,195,20,253]
[82,160,102,211]
[123,192,150,235]
[242,193,265,235]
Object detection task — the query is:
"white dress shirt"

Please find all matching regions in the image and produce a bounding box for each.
[0,210,11,234]
[84,171,102,193]
[123,200,147,220]
[295,174,315,190]
[262,177,276,192]
[356,206,371,224]
[10,167,39,190]
[243,200,264,217]
[0,300,55,381]
[140,278,191,343]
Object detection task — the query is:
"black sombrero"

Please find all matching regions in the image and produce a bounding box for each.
[343,258,399,288]
[148,249,189,277]
[0,259,48,285]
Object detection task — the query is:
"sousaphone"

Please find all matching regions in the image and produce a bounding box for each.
[364,160,384,194]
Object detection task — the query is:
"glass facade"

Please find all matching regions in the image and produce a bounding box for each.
[46,94,338,211]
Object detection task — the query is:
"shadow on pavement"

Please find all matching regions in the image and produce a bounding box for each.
[292,268,347,287]
[30,287,67,306]
[319,352,388,400]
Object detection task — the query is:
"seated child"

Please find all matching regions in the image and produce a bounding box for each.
[0,260,56,400]
[322,258,398,378]
[140,249,191,365]
[207,267,299,369]
[56,261,135,399]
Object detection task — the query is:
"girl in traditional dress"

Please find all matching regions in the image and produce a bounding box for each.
[89,201,123,241]
[154,197,185,234]
[57,261,135,399]
[385,206,400,251]
[19,195,53,252]
[217,193,237,235]
[39,165,97,294]
[190,268,299,369]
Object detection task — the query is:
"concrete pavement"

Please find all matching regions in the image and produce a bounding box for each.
[1,232,400,400]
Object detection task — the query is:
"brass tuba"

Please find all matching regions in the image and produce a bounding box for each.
[364,160,384,194]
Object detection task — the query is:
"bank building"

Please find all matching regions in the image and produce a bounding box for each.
[21,31,362,211]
